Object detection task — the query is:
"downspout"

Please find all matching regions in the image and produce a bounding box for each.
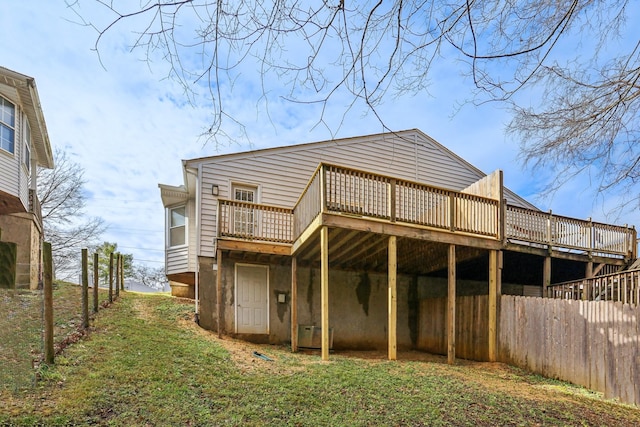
[185,165,201,323]
[194,165,202,323]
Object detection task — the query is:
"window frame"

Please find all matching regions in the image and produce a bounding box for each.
[23,120,31,172]
[0,96,16,155]
[231,183,258,236]
[168,205,187,248]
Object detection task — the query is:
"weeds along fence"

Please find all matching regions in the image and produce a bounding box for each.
[0,247,125,394]
[499,296,640,407]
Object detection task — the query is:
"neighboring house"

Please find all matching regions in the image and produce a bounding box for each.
[159,129,636,362]
[0,66,54,289]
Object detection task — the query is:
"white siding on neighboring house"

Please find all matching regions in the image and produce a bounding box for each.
[191,130,535,258]
[166,246,189,275]
[165,197,197,275]
[0,103,25,210]
[0,135,19,197]
[19,113,29,209]
[187,198,197,271]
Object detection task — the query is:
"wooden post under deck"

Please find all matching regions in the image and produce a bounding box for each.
[488,250,500,362]
[388,236,397,360]
[543,256,551,297]
[447,244,456,365]
[291,257,298,352]
[584,261,593,301]
[216,248,223,339]
[320,225,330,361]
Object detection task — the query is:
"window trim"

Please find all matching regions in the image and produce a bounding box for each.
[168,204,187,248]
[0,96,16,155]
[23,120,31,173]
[231,183,259,236]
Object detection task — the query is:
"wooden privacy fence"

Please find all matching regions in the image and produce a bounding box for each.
[417,295,489,362]
[499,296,640,407]
[548,268,640,305]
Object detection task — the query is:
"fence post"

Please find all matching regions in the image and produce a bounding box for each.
[81,248,89,329]
[115,253,120,298]
[120,254,125,291]
[93,253,99,313]
[43,242,54,365]
[108,252,114,303]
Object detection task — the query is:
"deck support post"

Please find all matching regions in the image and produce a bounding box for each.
[388,236,397,360]
[216,249,223,338]
[584,261,593,301]
[320,225,330,361]
[447,244,456,365]
[488,250,501,362]
[291,257,298,352]
[543,256,551,297]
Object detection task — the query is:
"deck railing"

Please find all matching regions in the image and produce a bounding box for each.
[217,163,635,259]
[218,199,293,243]
[293,164,500,240]
[548,269,640,305]
[506,205,635,257]
[28,189,42,226]
[293,165,323,239]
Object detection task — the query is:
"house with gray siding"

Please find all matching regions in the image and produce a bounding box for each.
[0,66,54,289]
[160,129,635,362]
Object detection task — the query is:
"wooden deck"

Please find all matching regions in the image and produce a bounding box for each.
[217,163,636,262]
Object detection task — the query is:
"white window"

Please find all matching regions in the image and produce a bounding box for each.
[0,96,15,154]
[23,121,31,172]
[169,206,186,247]
[233,185,257,235]
[234,187,255,203]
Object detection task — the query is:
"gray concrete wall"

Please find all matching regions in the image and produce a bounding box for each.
[199,255,502,350]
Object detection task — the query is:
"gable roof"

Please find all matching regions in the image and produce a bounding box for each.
[0,66,54,169]
[181,129,536,210]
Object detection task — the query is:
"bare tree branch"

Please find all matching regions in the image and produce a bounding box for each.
[68,0,640,213]
[37,148,106,280]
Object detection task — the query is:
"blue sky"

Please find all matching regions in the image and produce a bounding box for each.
[1,1,637,269]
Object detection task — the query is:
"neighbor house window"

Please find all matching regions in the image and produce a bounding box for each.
[0,96,15,154]
[169,206,186,247]
[23,121,31,172]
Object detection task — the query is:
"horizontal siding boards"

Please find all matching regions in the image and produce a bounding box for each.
[498,296,640,407]
[0,152,18,195]
[187,198,197,270]
[0,109,20,197]
[166,246,189,274]
[197,130,529,254]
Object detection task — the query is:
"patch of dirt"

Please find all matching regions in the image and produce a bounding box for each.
[132,298,155,322]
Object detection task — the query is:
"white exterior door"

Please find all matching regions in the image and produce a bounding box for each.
[235,264,269,334]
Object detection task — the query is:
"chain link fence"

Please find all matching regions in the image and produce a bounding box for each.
[0,284,43,392]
